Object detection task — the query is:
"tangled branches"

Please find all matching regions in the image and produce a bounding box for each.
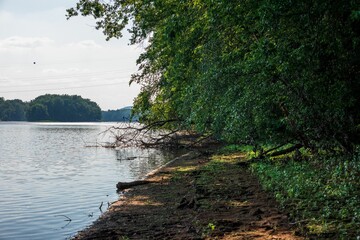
[100,120,216,149]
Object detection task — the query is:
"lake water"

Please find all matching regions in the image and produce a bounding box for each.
[0,122,179,240]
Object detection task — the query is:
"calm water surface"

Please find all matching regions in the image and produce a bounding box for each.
[0,122,179,240]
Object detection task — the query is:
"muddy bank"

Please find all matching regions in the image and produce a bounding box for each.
[72,152,302,239]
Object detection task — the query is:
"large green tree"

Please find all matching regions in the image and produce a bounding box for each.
[67,0,360,151]
[0,98,28,121]
[27,94,101,122]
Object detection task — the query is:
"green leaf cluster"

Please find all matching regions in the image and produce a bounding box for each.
[0,97,28,121]
[68,0,360,150]
[251,152,360,238]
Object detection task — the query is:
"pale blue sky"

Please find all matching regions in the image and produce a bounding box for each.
[0,0,141,110]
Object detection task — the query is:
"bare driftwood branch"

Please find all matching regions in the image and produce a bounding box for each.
[116,180,154,191]
[95,119,218,149]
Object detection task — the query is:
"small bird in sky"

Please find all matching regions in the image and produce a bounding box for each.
[33,62,36,64]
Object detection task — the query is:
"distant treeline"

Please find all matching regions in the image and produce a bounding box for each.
[0,94,102,122]
[0,98,27,121]
[101,106,138,122]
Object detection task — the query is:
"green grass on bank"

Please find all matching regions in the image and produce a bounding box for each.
[246,148,360,239]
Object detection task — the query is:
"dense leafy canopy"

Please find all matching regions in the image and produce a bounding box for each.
[27,94,101,122]
[0,97,28,121]
[68,0,360,151]
[102,106,138,122]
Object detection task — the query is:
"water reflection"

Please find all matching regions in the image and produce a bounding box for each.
[0,122,181,240]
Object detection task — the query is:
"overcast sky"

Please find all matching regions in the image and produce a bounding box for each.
[0,0,142,110]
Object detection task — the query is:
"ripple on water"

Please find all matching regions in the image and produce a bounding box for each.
[0,122,181,240]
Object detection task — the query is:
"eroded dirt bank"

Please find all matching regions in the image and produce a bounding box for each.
[73,152,303,240]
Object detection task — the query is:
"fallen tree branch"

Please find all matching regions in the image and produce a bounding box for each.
[95,119,219,149]
[268,144,303,157]
[116,180,154,192]
[261,143,289,156]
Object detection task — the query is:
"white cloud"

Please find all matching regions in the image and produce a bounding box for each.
[67,40,102,49]
[0,36,54,50]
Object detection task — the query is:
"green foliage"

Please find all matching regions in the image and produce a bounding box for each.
[27,94,101,122]
[68,0,360,151]
[27,103,49,121]
[251,152,360,238]
[0,98,28,121]
[101,106,138,122]
[219,145,250,154]
[201,222,216,238]
[0,95,101,122]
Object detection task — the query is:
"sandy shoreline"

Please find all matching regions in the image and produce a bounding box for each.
[72,151,201,239]
[72,151,302,239]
